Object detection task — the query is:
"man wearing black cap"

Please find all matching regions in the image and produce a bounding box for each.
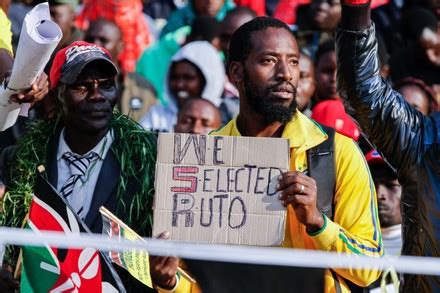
[0,41,179,291]
[366,150,402,257]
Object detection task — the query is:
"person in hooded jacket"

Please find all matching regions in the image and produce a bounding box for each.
[140,41,225,133]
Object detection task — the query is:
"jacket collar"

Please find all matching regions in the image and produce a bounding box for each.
[213,109,328,153]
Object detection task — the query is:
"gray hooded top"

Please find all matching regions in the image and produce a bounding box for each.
[140,41,225,132]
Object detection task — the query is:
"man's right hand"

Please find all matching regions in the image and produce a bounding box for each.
[277,171,325,233]
[149,231,179,290]
[340,0,372,30]
[0,265,19,292]
[6,72,49,105]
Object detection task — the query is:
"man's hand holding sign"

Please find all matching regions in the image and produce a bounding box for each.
[277,171,324,234]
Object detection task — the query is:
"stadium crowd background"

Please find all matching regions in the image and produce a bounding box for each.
[0,0,439,291]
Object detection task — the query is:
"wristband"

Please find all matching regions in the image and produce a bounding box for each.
[340,1,372,30]
[307,213,327,237]
[342,0,370,4]
[155,273,180,292]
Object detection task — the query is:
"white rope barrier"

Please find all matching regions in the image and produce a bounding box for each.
[0,227,439,275]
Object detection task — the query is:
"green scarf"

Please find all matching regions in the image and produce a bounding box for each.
[1,112,157,264]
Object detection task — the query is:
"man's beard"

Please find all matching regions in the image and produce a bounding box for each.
[244,72,297,124]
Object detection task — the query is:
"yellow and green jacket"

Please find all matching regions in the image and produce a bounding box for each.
[168,110,382,293]
[212,110,382,292]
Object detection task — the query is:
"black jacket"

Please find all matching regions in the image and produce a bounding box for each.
[336,22,440,292]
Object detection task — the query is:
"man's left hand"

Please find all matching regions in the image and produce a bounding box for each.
[277,171,324,233]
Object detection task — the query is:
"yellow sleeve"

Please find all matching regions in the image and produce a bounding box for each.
[308,134,383,287]
[0,9,13,55]
[174,277,200,293]
[156,277,201,293]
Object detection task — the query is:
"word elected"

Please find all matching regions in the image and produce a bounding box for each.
[171,166,282,195]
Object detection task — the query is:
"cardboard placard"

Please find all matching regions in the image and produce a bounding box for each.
[153,133,289,246]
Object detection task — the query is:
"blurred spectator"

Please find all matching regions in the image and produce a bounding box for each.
[404,0,440,16]
[219,6,257,124]
[143,0,177,20]
[313,40,338,102]
[76,0,152,73]
[371,0,402,55]
[295,0,341,57]
[0,7,13,79]
[233,0,265,16]
[136,15,221,104]
[84,19,157,122]
[119,72,158,122]
[0,7,15,160]
[299,0,341,32]
[366,150,402,256]
[140,41,224,132]
[390,7,440,88]
[8,0,32,50]
[296,52,315,116]
[174,97,222,134]
[49,0,81,50]
[394,77,438,115]
[311,40,360,140]
[160,0,235,37]
[9,1,61,51]
[43,0,81,75]
[273,0,310,24]
[84,18,123,61]
[220,6,256,59]
[0,0,9,12]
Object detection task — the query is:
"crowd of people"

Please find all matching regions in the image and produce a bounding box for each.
[0,0,439,292]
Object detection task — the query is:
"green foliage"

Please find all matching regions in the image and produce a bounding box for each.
[110,113,157,235]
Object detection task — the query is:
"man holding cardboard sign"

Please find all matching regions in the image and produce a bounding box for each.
[210,17,383,292]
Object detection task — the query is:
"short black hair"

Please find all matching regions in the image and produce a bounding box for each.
[180,97,219,113]
[394,77,438,112]
[228,17,294,67]
[315,39,335,65]
[224,6,257,21]
[188,16,221,43]
[369,163,398,182]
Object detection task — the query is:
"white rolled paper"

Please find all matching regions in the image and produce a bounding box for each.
[0,2,62,131]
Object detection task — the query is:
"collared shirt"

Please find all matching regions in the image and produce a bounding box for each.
[382,224,402,256]
[57,129,114,219]
[211,110,382,292]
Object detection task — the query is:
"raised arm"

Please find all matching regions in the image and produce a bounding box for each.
[336,1,437,172]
